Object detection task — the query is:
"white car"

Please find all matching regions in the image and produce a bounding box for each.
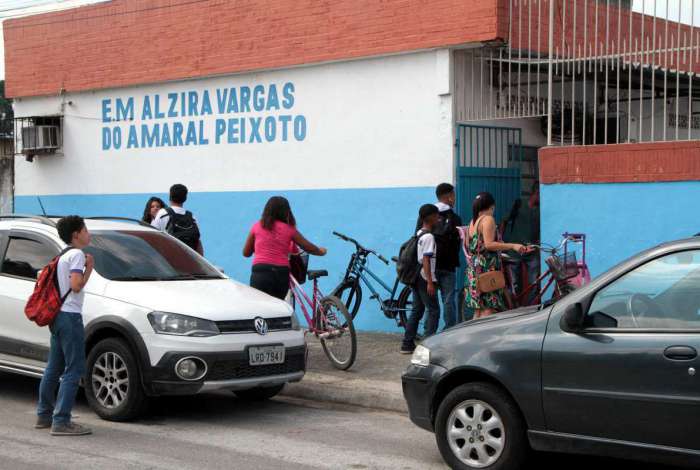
[0,215,306,421]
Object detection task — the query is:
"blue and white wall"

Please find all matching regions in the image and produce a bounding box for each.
[539,142,700,279]
[542,182,700,278]
[13,49,455,332]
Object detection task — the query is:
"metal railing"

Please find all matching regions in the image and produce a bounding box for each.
[456,0,700,146]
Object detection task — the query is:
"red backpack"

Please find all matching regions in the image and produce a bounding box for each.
[25,248,73,327]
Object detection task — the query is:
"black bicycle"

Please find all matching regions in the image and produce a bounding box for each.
[331,231,414,329]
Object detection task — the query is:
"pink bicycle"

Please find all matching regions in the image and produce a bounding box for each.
[288,263,357,370]
[503,232,591,308]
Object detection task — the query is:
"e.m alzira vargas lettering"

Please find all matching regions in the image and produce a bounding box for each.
[100,82,308,150]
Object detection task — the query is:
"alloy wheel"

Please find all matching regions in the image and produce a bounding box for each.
[91,351,129,409]
[446,399,505,468]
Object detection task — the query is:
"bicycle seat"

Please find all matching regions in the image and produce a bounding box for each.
[391,256,399,263]
[307,270,328,280]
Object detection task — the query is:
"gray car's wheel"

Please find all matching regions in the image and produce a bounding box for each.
[234,384,285,401]
[435,383,527,470]
[85,338,148,422]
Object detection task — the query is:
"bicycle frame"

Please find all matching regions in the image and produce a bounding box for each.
[505,233,590,307]
[344,252,408,318]
[346,254,400,299]
[288,275,325,335]
[510,266,558,306]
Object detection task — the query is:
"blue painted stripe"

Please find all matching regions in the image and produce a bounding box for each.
[541,181,700,278]
[17,186,436,332]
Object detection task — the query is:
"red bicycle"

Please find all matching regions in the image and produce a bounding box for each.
[503,233,591,308]
[288,257,357,370]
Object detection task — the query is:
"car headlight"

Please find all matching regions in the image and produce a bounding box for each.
[147,312,220,337]
[411,345,430,367]
[290,310,301,331]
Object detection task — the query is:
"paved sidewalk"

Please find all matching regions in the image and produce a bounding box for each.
[282,332,411,413]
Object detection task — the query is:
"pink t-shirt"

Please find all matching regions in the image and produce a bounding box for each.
[251,220,298,267]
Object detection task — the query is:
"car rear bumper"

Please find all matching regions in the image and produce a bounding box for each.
[146,345,307,396]
[402,363,447,433]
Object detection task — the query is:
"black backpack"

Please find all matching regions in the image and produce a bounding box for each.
[396,231,429,286]
[164,207,201,250]
[432,210,457,238]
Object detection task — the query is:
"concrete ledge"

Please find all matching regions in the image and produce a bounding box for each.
[282,372,407,413]
[280,333,411,413]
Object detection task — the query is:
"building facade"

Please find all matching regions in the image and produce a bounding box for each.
[5,0,700,331]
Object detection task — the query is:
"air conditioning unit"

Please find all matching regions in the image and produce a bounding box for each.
[21,125,60,155]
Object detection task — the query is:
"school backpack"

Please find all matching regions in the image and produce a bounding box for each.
[164,207,201,250]
[396,231,429,286]
[24,248,73,327]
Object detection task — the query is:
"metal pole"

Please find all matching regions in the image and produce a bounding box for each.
[572,0,577,145]
[561,0,566,145]
[547,0,554,145]
[604,0,610,144]
[651,0,656,141]
[528,0,532,115]
[538,0,542,115]
[627,1,632,142]
[508,0,513,117]
[676,0,681,141]
[664,0,669,140]
[689,0,695,140]
[583,0,588,144]
[639,0,645,142]
[593,2,599,145]
[616,0,621,143]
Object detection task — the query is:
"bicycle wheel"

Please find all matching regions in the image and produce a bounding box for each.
[331,279,362,319]
[397,285,414,329]
[319,296,357,370]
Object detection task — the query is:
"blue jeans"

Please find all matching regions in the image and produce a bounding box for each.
[402,277,440,348]
[37,311,86,425]
[436,269,457,329]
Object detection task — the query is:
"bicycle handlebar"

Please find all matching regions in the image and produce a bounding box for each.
[529,234,581,254]
[333,231,389,265]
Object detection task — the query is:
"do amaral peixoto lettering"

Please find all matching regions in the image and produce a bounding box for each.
[100,82,308,150]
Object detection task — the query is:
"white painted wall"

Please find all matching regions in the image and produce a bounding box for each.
[13,50,454,196]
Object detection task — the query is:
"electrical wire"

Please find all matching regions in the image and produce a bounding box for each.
[0,0,106,18]
[3,0,216,29]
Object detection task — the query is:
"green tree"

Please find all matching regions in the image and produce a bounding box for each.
[0,81,13,137]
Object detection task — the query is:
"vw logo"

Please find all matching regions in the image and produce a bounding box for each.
[254,317,268,336]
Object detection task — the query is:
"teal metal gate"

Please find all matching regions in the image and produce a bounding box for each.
[455,123,522,321]
[455,124,522,224]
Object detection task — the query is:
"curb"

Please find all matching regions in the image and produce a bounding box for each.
[281,372,408,413]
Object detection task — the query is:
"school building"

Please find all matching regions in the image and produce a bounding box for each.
[4,0,700,331]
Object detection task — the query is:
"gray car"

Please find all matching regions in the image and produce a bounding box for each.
[402,238,700,470]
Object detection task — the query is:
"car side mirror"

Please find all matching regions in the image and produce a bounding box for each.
[561,302,585,332]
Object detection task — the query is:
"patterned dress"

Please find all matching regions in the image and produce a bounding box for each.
[464,221,506,312]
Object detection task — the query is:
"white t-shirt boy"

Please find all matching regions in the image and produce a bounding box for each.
[57,248,86,314]
[416,230,437,282]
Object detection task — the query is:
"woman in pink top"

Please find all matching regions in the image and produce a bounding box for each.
[243,196,326,299]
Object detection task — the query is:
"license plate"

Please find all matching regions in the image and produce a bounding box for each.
[249,346,285,366]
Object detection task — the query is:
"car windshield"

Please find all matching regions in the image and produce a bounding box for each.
[84,230,223,281]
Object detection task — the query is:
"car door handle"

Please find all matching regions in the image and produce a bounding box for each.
[664,346,698,361]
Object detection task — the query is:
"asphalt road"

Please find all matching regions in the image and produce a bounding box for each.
[0,372,682,470]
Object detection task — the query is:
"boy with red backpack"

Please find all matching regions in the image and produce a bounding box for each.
[35,216,94,436]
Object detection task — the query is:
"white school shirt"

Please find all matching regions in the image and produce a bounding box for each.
[57,248,86,314]
[151,206,196,231]
[416,230,437,282]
